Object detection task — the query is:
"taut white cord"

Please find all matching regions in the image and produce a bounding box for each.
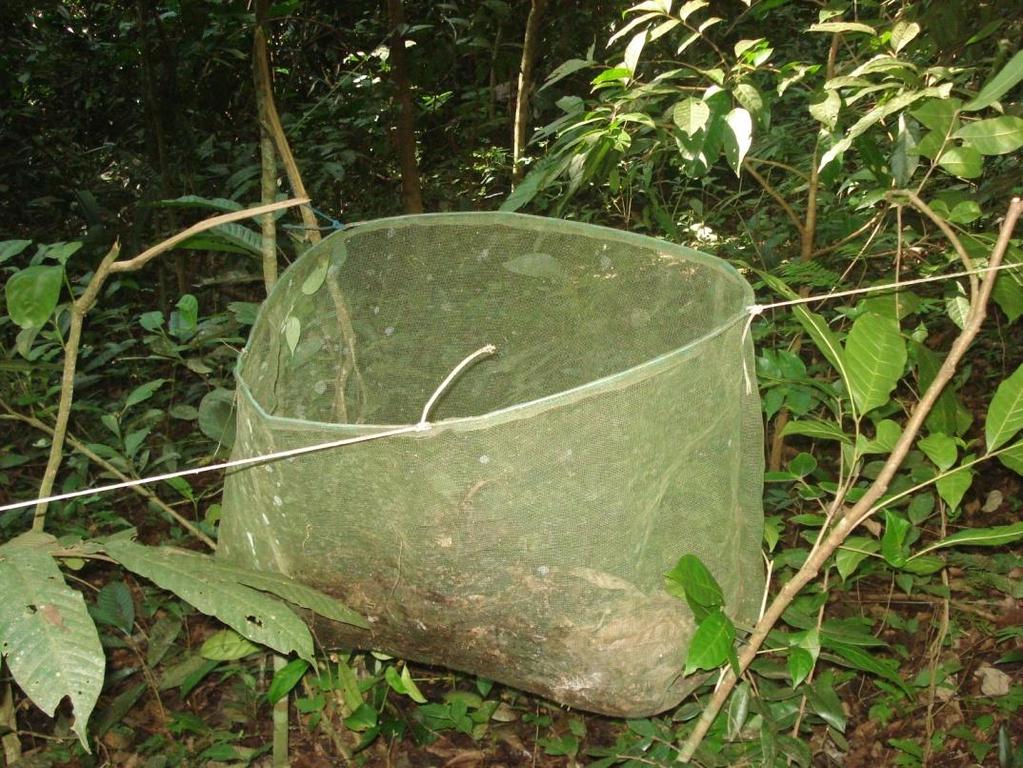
[0,344,498,514]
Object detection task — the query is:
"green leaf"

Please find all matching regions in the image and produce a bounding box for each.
[301,256,329,295]
[914,522,1023,558]
[881,511,911,567]
[1000,441,1023,476]
[938,145,983,179]
[836,537,879,581]
[5,265,64,330]
[0,239,32,264]
[103,540,316,662]
[844,312,906,415]
[809,89,841,130]
[758,272,847,376]
[201,628,260,660]
[918,433,957,470]
[723,108,753,175]
[820,89,934,169]
[125,379,166,410]
[684,609,736,675]
[198,388,236,448]
[169,294,198,340]
[284,315,301,354]
[503,252,565,280]
[985,363,1023,451]
[910,98,961,134]
[0,534,105,750]
[808,21,876,35]
[268,658,309,704]
[964,50,1023,111]
[829,643,910,694]
[672,98,710,136]
[540,58,594,92]
[935,464,973,510]
[93,581,134,634]
[788,647,814,687]
[890,117,919,187]
[155,194,244,213]
[954,116,1023,155]
[664,554,724,620]
[726,681,751,740]
[623,30,647,76]
[781,419,851,444]
[889,21,920,53]
[992,267,1023,323]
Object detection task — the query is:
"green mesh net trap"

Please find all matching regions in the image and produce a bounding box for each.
[217,212,764,717]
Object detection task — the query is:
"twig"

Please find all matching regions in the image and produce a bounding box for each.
[28,198,308,533]
[678,197,1022,762]
[742,159,804,238]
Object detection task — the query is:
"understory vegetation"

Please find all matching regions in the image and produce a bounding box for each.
[2,0,1023,766]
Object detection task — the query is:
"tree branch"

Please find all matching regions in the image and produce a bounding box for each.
[678,196,1022,762]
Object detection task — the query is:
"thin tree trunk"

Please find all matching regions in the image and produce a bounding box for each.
[252,19,322,240]
[254,0,279,293]
[512,0,548,185]
[386,0,424,213]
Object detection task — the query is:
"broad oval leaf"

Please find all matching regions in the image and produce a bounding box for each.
[938,145,983,179]
[986,363,1023,451]
[935,463,974,510]
[502,252,565,279]
[788,647,814,687]
[672,97,710,136]
[954,116,1023,156]
[684,609,736,675]
[284,315,301,354]
[198,388,236,448]
[664,554,724,620]
[0,239,32,264]
[5,265,64,330]
[889,21,920,53]
[301,256,329,295]
[0,536,104,750]
[918,433,957,470]
[201,628,260,660]
[844,312,906,415]
[723,107,753,175]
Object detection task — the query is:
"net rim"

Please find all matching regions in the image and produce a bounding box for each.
[235,211,753,434]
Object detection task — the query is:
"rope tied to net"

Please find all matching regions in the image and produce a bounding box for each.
[738,259,1022,394]
[0,345,498,515]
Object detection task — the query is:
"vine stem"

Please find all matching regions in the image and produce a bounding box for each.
[29,199,308,534]
[678,196,1023,763]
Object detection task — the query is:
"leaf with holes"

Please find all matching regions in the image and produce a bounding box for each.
[986,363,1023,451]
[103,540,315,662]
[844,312,906,415]
[0,533,104,751]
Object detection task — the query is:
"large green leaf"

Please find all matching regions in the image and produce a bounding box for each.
[844,312,906,415]
[985,363,1023,451]
[954,116,1023,155]
[938,145,983,178]
[103,540,315,662]
[723,107,753,175]
[684,609,736,675]
[5,265,64,330]
[672,97,710,136]
[0,533,104,750]
[964,50,1023,111]
[757,271,846,377]
[664,554,723,620]
[154,194,244,213]
[781,419,851,444]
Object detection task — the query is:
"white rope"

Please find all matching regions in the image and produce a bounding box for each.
[748,260,1020,315]
[4,259,1019,515]
[0,344,498,515]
